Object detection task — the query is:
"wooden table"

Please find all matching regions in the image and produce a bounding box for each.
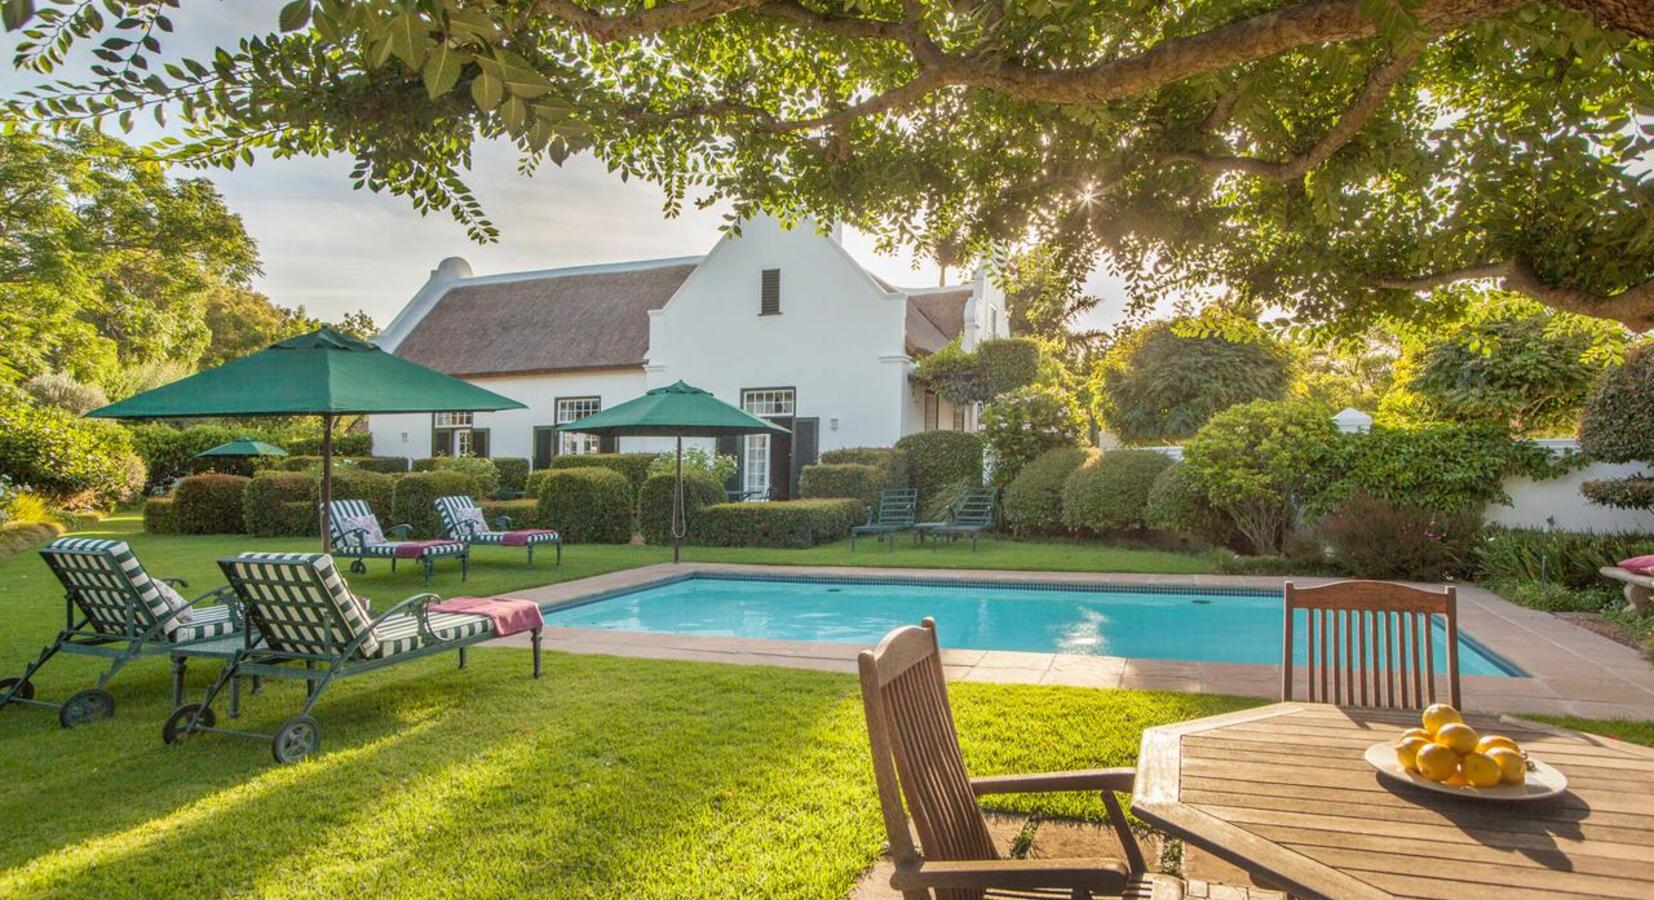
[1132,702,1654,900]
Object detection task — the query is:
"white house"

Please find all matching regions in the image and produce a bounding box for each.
[368,216,1010,498]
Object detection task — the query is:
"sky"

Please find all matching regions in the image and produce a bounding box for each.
[3,1,1155,333]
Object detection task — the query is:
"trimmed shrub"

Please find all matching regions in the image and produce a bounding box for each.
[1183,399,1341,555]
[478,498,546,529]
[243,472,317,537]
[798,463,887,509]
[536,467,635,543]
[356,456,410,475]
[143,497,176,534]
[1094,319,1293,444]
[172,474,251,534]
[323,469,394,522]
[646,447,739,485]
[1061,449,1173,532]
[1475,527,1654,589]
[286,431,371,456]
[1145,463,1232,545]
[980,385,1086,487]
[493,457,530,494]
[894,430,983,506]
[1316,493,1482,580]
[0,392,144,509]
[639,470,728,545]
[1002,447,1090,535]
[273,455,408,475]
[411,456,499,498]
[1324,423,1561,515]
[544,453,655,495]
[689,499,863,548]
[392,470,475,538]
[819,447,895,466]
[977,337,1043,397]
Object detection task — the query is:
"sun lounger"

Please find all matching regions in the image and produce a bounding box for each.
[434,495,561,567]
[914,488,996,551]
[850,489,918,551]
[327,498,468,583]
[1,538,242,727]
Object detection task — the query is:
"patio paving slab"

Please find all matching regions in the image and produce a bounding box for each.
[490,562,1654,718]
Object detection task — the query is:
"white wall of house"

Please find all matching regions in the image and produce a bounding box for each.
[960,267,1011,349]
[644,215,911,454]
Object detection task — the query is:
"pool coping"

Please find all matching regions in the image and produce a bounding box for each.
[490,563,1654,720]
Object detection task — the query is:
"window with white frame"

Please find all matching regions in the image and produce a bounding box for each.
[433,411,473,428]
[924,391,940,431]
[741,388,794,417]
[556,397,602,455]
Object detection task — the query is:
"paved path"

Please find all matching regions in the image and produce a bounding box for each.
[492,563,1654,719]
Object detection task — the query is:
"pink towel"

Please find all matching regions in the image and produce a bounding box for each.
[431,596,545,636]
[501,529,556,547]
[391,540,459,559]
[1620,555,1654,576]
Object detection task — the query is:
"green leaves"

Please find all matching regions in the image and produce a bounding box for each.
[422,40,461,98]
[3,0,36,32]
[277,0,310,33]
[470,65,503,110]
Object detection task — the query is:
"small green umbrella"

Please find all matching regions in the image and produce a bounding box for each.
[90,329,526,550]
[196,438,289,459]
[556,381,788,562]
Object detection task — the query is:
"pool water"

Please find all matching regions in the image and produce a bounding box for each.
[543,576,1520,675]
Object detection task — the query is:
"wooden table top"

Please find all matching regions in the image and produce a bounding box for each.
[1132,702,1654,900]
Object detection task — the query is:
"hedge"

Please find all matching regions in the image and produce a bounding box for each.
[543,453,655,495]
[143,497,176,534]
[535,467,635,543]
[977,337,1042,397]
[130,423,259,486]
[0,390,145,508]
[1144,462,1231,544]
[172,474,252,534]
[689,499,863,548]
[639,470,728,545]
[273,455,409,475]
[1002,447,1090,535]
[819,446,911,494]
[411,456,499,498]
[493,457,530,494]
[893,431,983,507]
[1061,449,1173,532]
[243,472,317,537]
[798,463,887,509]
[325,469,395,522]
[286,431,371,456]
[478,498,544,529]
[392,470,476,538]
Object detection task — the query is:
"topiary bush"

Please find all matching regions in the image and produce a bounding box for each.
[977,337,1043,397]
[1144,462,1232,545]
[1061,449,1174,532]
[894,430,984,506]
[143,497,176,534]
[798,463,888,509]
[535,467,635,543]
[1002,446,1091,535]
[1316,492,1483,580]
[411,456,499,498]
[172,474,251,534]
[1182,399,1341,555]
[689,499,863,548]
[980,384,1086,487]
[0,390,144,509]
[639,470,728,545]
[322,468,395,522]
[392,470,475,538]
[243,472,317,537]
[493,457,530,494]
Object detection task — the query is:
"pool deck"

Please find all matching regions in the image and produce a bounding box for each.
[493,563,1654,720]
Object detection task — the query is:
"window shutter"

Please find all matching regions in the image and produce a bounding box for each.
[760,269,780,315]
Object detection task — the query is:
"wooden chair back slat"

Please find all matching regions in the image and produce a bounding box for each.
[859,619,997,899]
[1283,580,1461,710]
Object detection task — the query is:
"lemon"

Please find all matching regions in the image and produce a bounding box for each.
[1477,735,1520,755]
[1415,743,1459,783]
[1400,727,1433,743]
[1461,751,1502,788]
[1395,737,1433,773]
[1487,747,1526,784]
[1421,703,1463,735]
[1435,722,1479,755]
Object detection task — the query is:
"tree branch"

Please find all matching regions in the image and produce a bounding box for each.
[1164,43,1425,180]
[1377,259,1654,330]
[533,0,768,42]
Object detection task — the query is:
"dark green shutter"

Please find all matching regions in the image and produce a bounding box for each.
[760,269,780,315]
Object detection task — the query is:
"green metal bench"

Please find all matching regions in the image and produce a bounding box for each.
[850,488,919,551]
[163,552,541,763]
[2,538,242,728]
[916,488,997,551]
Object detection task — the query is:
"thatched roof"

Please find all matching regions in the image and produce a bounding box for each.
[904,287,971,355]
[392,261,699,376]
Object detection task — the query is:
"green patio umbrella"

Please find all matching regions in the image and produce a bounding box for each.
[555,381,788,563]
[195,438,290,459]
[89,329,526,550]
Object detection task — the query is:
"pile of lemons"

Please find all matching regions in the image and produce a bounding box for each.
[1393,703,1527,788]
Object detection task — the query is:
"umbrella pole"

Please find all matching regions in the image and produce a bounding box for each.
[320,413,334,552]
[673,435,683,564]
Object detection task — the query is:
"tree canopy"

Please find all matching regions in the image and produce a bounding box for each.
[1094,318,1294,443]
[7,0,1648,333]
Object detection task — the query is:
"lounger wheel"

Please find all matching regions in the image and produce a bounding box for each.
[272,715,321,764]
[162,703,216,744]
[349,560,366,575]
[0,677,34,702]
[58,688,115,728]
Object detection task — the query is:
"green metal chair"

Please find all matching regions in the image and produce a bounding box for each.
[916,488,997,551]
[2,538,242,728]
[163,552,542,763]
[433,494,562,567]
[851,488,919,551]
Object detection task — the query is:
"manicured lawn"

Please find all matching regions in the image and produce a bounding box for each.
[0,516,1240,897]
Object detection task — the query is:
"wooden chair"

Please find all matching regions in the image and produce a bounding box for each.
[1282,580,1461,710]
[859,619,1171,899]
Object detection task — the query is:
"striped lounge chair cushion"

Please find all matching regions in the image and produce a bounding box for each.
[465,530,561,546]
[368,610,493,658]
[358,541,468,559]
[40,538,190,639]
[435,495,558,545]
[222,552,381,659]
[170,604,238,643]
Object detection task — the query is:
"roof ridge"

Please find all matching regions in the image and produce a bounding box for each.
[452,255,704,287]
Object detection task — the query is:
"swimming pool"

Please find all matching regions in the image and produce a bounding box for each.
[543,576,1522,675]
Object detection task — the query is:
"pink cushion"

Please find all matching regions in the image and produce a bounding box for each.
[1620,555,1654,576]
